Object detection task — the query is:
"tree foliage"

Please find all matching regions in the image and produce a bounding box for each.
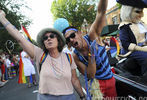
[51,0,98,30]
[116,3,122,9]
[0,0,32,54]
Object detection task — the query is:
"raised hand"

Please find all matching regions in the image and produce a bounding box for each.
[0,10,6,21]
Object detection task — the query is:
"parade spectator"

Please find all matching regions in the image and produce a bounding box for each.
[9,61,16,77]
[102,38,110,51]
[12,54,19,75]
[63,44,74,54]
[0,56,3,80]
[0,56,4,86]
[20,51,37,88]
[5,55,12,78]
[0,10,85,100]
[59,0,117,99]
[0,54,6,82]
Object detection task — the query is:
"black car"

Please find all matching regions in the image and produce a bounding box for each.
[111,57,147,99]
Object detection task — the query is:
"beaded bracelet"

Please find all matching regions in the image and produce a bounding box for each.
[3,22,16,29]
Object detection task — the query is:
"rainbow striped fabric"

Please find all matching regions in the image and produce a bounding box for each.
[18,53,26,84]
[111,37,120,55]
[39,53,72,73]
[66,53,72,65]
[40,52,48,65]
[21,25,32,43]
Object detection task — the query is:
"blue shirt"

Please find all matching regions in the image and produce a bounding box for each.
[74,35,113,80]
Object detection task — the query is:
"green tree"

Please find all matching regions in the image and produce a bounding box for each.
[116,3,122,9]
[51,0,98,30]
[0,0,32,54]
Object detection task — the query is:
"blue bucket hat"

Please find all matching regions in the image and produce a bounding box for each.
[53,18,69,33]
[116,0,147,8]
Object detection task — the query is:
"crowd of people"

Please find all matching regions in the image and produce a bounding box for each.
[0,50,38,88]
[0,52,19,86]
[0,0,147,99]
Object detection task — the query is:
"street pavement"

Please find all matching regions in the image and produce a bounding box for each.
[0,74,85,100]
[0,76,38,100]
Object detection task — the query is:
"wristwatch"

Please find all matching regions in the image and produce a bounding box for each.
[80,95,85,100]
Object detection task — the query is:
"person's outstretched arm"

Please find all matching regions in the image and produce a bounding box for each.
[71,69,86,100]
[0,10,34,58]
[89,0,108,41]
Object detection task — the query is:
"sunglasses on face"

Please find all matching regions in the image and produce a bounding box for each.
[43,33,56,41]
[135,10,142,14]
[66,32,76,44]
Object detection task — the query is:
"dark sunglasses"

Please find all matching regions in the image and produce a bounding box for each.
[43,33,56,41]
[66,32,76,44]
[135,10,142,14]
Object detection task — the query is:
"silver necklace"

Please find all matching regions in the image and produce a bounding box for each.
[50,54,64,79]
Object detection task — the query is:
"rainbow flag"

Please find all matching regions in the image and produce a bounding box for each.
[110,37,120,57]
[115,39,120,55]
[111,37,120,55]
[21,25,32,43]
[18,53,26,84]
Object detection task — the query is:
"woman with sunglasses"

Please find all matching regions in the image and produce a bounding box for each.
[0,10,85,100]
[117,0,147,82]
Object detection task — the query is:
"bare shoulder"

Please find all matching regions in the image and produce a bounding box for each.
[73,53,78,60]
[73,52,81,63]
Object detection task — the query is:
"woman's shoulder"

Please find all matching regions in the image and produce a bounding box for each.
[33,45,44,60]
[61,52,73,61]
[61,52,68,57]
[34,45,44,53]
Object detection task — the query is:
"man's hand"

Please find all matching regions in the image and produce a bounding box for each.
[89,0,108,40]
[87,48,96,78]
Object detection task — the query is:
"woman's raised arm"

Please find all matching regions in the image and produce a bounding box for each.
[0,10,35,58]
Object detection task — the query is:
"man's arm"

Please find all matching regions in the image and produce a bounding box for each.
[89,0,108,41]
[73,53,96,79]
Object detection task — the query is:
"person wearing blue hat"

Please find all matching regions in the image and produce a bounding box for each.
[117,0,147,82]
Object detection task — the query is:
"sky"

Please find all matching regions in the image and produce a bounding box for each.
[25,0,116,40]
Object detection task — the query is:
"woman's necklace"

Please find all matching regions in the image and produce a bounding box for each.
[50,54,64,79]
